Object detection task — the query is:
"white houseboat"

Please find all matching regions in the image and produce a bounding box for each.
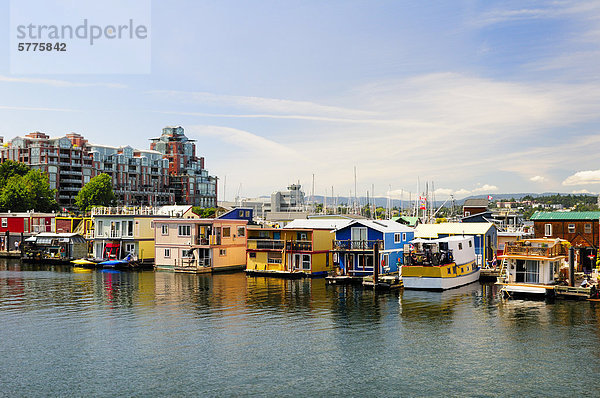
[401,236,479,290]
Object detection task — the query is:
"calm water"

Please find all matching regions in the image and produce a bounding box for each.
[1,259,600,397]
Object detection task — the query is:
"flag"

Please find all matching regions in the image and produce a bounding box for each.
[487,195,493,200]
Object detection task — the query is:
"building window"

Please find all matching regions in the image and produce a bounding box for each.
[239,210,244,217]
[402,233,407,242]
[223,227,231,237]
[161,224,168,235]
[181,249,194,258]
[219,249,227,256]
[1,218,6,228]
[249,252,256,258]
[237,226,245,237]
[178,225,191,236]
[585,224,592,234]
[458,243,463,250]
[164,248,170,258]
[125,243,135,253]
[545,224,552,237]
[469,240,472,247]
[394,233,401,243]
[465,211,470,216]
[302,254,311,270]
[127,220,134,237]
[568,224,575,233]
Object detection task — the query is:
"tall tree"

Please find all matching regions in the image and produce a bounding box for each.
[75,173,116,212]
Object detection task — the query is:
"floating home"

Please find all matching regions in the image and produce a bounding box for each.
[153,217,248,273]
[91,206,188,265]
[22,233,88,263]
[414,223,497,268]
[333,220,414,276]
[246,219,348,277]
[498,238,569,298]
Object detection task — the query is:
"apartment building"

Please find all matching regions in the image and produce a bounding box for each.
[0,126,217,209]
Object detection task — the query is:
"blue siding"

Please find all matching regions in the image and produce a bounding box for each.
[218,208,253,222]
[334,224,414,275]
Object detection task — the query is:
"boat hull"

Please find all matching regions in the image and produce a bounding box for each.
[402,268,481,290]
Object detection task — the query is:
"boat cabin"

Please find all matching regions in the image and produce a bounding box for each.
[405,236,475,267]
[22,233,88,262]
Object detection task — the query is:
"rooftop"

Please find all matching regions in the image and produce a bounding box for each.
[530,211,600,221]
[414,222,496,238]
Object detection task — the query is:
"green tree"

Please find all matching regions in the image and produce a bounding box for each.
[0,169,58,212]
[0,160,30,187]
[75,173,116,212]
[192,207,216,218]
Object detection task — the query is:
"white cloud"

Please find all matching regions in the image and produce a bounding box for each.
[530,175,545,183]
[0,75,126,89]
[472,184,498,193]
[454,189,472,198]
[562,170,600,185]
[434,188,454,196]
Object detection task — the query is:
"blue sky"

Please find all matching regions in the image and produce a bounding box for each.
[1,0,600,201]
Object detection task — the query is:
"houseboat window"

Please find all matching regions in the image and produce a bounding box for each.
[351,227,367,242]
[127,221,134,237]
[249,252,256,258]
[220,249,227,256]
[458,243,463,250]
[161,225,168,235]
[298,232,308,240]
[245,211,251,217]
[394,233,401,243]
[178,225,191,236]
[302,254,311,270]
[516,259,539,283]
[237,227,245,237]
[468,241,472,247]
[568,224,575,233]
[585,224,592,234]
[545,224,552,236]
[164,248,170,258]
[181,249,194,258]
[402,233,407,242]
[125,243,135,253]
[1,218,6,228]
[239,210,244,217]
[223,227,231,237]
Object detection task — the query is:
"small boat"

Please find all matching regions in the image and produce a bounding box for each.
[99,254,137,269]
[71,258,99,267]
[401,236,480,290]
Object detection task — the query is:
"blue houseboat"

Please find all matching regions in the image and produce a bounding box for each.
[333,220,414,276]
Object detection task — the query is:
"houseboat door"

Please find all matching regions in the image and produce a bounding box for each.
[347,253,354,274]
[351,227,367,249]
[293,253,302,270]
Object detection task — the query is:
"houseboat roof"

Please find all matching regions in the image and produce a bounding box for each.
[155,205,194,217]
[284,219,352,230]
[25,233,87,243]
[414,222,496,238]
[530,211,600,221]
[336,219,413,233]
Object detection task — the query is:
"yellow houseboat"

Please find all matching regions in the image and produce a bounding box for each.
[401,236,479,290]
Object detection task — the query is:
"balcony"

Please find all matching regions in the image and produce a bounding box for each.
[333,240,379,251]
[61,178,82,184]
[195,236,210,245]
[247,239,284,250]
[504,241,568,258]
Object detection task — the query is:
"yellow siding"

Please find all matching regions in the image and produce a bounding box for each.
[213,245,246,269]
[138,240,155,261]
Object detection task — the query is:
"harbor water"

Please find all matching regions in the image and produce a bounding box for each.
[1,259,600,397]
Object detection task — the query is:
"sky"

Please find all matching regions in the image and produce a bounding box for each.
[1,0,600,202]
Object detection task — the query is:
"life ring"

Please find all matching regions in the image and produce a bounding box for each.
[60,247,65,253]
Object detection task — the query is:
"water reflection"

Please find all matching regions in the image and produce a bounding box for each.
[2,260,600,396]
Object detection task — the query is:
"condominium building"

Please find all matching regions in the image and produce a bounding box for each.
[149,126,217,208]
[0,126,217,210]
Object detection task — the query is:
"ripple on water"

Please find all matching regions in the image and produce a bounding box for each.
[1,265,600,396]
